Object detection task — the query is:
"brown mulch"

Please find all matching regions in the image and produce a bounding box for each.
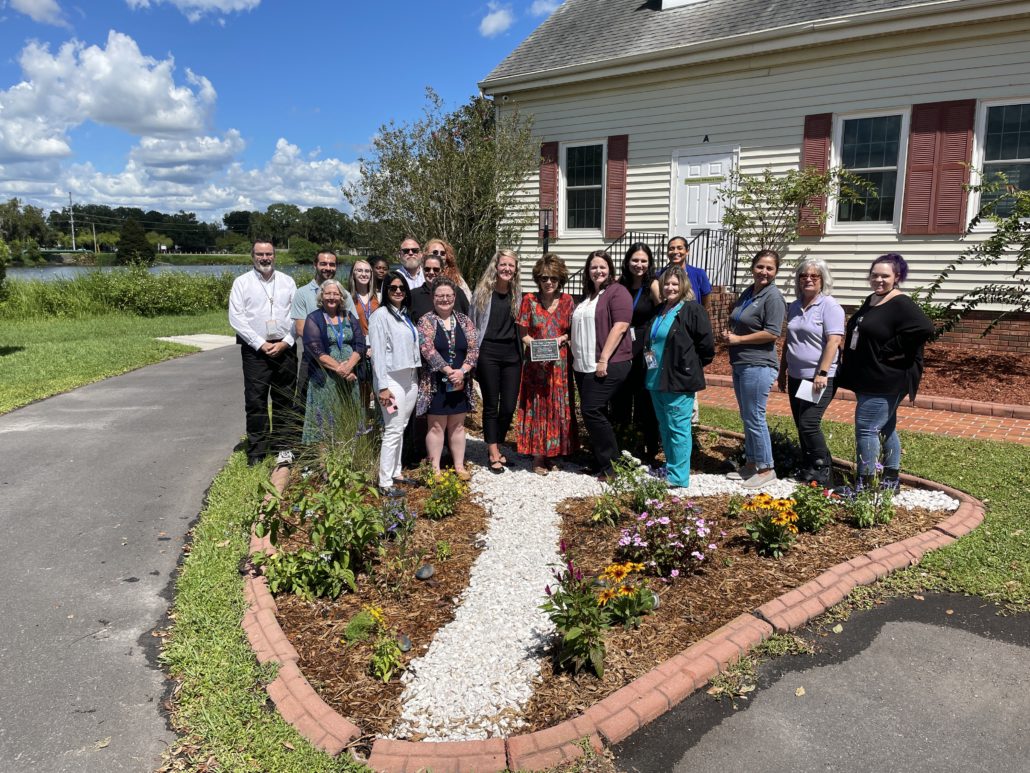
[706,341,1030,405]
[273,481,489,742]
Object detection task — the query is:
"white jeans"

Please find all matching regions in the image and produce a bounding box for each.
[377,368,418,488]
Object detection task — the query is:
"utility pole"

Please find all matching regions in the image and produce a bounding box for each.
[91,222,98,254]
[68,192,77,250]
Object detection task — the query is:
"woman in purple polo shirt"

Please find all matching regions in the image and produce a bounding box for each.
[777,258,845,486]
[571,250,633,478]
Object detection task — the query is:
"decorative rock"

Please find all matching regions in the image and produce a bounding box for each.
[398,634,412,652]
[415,564,435,581]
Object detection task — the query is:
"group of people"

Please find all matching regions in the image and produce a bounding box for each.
[228,235,934,497]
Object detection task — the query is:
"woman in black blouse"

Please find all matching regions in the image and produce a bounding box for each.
[471,249,523,472]
[610,242,662,466]
[836,254,933,489]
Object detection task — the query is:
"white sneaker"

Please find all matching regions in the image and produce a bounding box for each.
[741,469,778,489]
[274,450,295,468]
[726,461,756,481]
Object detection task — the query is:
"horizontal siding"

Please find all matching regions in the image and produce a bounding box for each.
[499,18,1030,308]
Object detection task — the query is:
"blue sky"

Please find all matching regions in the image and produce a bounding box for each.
[0,0,561,220]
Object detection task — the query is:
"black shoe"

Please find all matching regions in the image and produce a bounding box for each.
[379,486,405,498]
[247,457,263,467]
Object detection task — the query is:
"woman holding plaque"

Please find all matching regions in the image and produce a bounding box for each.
[571,250,633,479]
[611,242,662,466]
[471,249,523,473]
[416,277,480,480]
[517,254,576,475]
[644,267,714,488]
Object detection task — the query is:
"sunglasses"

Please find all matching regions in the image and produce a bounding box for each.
[427,249,447,257]
[539,275,559,283]
[388,284,406,293]
[423,266,442,274]
[400,247,420,254]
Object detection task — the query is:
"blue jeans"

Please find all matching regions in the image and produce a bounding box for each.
[649,390,695,487]
[731,364,776,469]
[854,392,904,475]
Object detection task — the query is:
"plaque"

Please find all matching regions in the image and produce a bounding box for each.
[530,338,560,362]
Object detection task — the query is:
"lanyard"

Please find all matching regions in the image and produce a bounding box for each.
[650,302,682,341]
[730,287,756,324]
[257,272,276,314]
[632,286,645,311]
[324,314,346,351]
[393,307,417,346]
[356,293,372,323]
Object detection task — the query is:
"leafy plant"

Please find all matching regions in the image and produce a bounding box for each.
[382,499,417,544]
[251,450,385,600]
[742,493,799,558]
[423,470,468,520]
[838,477,896,528]
[435,540,452,562]
[597,562,655,628]
[590,490,623,526]
[791,481,840,533]
[540,543,609,678]
[617,496,718,578]
[370,633,405,683]
[343,606,382,645]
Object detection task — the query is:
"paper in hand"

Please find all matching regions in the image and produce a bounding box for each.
[794,379,824,404]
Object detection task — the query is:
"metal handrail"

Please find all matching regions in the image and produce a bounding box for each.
[564,230,667,298]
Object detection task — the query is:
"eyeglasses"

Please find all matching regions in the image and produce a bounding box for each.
[423,266,442,275]
[434,295,455,302]
[388,285,406,293]
[539,275,559,283]
[400,247,420,254]
[799,273,822,280]
[427,249,446,257]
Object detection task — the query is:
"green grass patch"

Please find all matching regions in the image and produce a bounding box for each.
[0,311,232,414]
[700,404,1030,607]
[161,454,366,772]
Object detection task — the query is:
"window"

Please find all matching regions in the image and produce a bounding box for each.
[561,142,605,232]
[836,114,904,223]
[981,102,1030,216]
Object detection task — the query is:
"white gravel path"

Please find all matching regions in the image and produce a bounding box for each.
[390,440,959,740]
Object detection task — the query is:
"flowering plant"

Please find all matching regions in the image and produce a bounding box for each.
[791,481,840,533]
[742,493,798,558]
[423,470,468,520]
[540,542,608,677]
[597,561,655,628]
[617,497,717,578]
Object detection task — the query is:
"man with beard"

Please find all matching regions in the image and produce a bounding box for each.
[396,237,425,289]
[229,241,299,467]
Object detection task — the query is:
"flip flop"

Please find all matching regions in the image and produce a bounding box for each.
[488,459,505,474]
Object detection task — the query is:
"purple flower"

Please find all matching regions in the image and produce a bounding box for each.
[670,569,680,578]
[544,584,552,596]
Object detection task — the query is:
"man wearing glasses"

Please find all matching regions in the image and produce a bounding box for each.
[228,241,299,467]
[410,254,470,322]
[396,237,425,289]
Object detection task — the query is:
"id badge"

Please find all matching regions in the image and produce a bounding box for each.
[644,349,658,369]
[849,328,860,351]
[629,327,636,342]
[266,319,280,338]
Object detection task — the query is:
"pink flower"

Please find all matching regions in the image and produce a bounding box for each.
[670,569,680,578]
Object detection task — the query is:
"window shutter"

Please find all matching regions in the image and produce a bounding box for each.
[798,113,832,237]
[901,100,975,235]
[605,134,629,240]
[539,142,559,239]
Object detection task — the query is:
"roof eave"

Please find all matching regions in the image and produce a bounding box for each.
[480,0,1029,94]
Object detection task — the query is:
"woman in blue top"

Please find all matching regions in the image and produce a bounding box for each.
[722,250,786,489]
[644,266,715,488]
[301,279,366,444]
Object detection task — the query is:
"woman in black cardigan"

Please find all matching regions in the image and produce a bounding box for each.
[644,266,714,487]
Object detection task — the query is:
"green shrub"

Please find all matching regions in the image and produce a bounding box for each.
[541,543,609,677]
[423,470,467,520]
[791,481,840,533]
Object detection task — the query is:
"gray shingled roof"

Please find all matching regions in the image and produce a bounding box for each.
[482,0,942,85]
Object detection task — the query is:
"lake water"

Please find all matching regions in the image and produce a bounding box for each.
[5,263,348,282]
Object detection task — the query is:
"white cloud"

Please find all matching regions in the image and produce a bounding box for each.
[0,31,216,164]
[479,2,514,38]
[125,0,260,23]
[529,0,560,16]
[9,0,69,27]
[129,129,245,183]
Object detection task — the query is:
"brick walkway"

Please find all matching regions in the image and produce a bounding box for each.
[701,379,1030,446]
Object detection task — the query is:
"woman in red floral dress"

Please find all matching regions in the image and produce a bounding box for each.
[517,254,577,473]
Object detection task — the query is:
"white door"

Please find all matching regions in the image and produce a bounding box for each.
[673,150,733,236]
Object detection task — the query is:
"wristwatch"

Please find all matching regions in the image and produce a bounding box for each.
[818,369,828,377]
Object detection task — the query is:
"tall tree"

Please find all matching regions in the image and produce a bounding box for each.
[264,203,303,247]
[346,89,538,285]
[117,218,156,264]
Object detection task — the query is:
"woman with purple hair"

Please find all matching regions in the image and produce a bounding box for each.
[836,254,933,489]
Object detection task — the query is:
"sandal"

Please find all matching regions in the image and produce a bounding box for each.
[488,459,505,474]
[533,465,549,476]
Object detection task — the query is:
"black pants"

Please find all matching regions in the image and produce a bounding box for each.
[575,360,632,475]
[240,344,299,462]
[610,352,661,464]
[477,342,522,445]
[787,375,836,478]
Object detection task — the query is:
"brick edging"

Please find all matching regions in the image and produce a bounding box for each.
[240,438,986,772]
[704,373,1030,420]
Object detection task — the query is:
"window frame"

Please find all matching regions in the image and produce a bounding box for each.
[826,108,911,234]
[558,139,607,238]
[968,97,1030,228]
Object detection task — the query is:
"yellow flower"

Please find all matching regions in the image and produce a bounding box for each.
[598,588,617,606]
[618,586,635,598]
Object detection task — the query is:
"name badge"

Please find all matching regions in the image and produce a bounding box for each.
[644,349,658,369]
[266,319,282,338]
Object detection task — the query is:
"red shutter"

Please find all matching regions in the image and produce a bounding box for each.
[901,100,975,235]
[798,113,832,237]
[605,134,629,240]
[539,141,559,239]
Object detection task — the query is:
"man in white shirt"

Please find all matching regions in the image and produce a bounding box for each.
[396,237,424,289]
[228,241,299,467]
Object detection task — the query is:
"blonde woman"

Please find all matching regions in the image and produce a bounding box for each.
[471,249,523,471]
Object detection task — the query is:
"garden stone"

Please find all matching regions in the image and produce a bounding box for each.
[415,564,435,581]
[398,634,412,653]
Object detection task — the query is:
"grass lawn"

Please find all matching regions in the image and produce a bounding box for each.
[0,310,233,414]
